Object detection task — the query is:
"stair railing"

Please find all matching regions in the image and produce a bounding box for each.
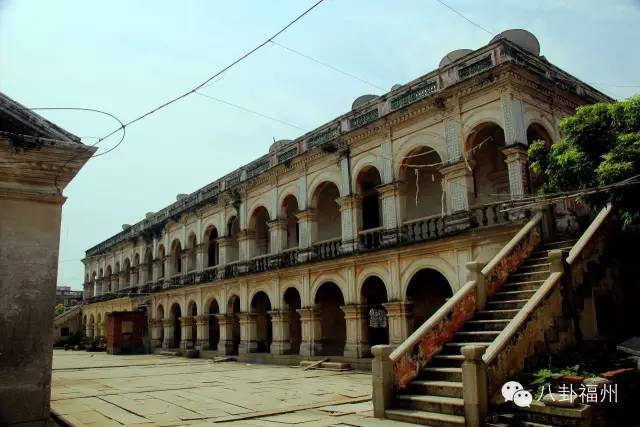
[371,209,546,419]
[565,203,612,266]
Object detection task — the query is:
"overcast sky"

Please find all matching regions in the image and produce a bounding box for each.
[1,0,638,289]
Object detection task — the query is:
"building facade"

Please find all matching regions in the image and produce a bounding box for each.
[80,31,610,365]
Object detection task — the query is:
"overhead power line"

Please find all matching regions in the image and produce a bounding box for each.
[433,0,494,36]
[96,0,325,145]
[195,91,307,131]
[269,40,387,92]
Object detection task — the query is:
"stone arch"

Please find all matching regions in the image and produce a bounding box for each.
[277,183,300,212]
[405,267,454,332]
[314,282,346,356]
[157,244,166,278]
[311,272,348,303]
[250,291,272,352]
[526,121,554,193]
[309,181,341,242]
[143,248,153,281]
[351,153,384,190]
[357,269,391,304]
[132,253,140,286]
[401,259,457,297]
[308,171,343,205]
[394,132,447,178]
[465,121,508,205]
[123,258,131,288]
[248,197,275,222]
[156,303,165,319]
[187,299,198,347]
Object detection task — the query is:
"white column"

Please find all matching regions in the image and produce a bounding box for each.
[295,210,316,262]
[502,146,529,199]
[337,195,362,253]
[268,219,287,254]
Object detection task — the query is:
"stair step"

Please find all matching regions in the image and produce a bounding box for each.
[464,319,510,331]
[519,263,550,270]
[510,271,549,279]
[385,408,465,426]
[421,367,462,381]
[431,354,465,366]
[492,290,536,301]
[455,330,501,341]
[475,309,519,320]
[396,394,465,416]
[502,280,544,290]
[486,299,528,309]
[408,380,463,398]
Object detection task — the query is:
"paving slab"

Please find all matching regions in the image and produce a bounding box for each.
[50,350,408,426]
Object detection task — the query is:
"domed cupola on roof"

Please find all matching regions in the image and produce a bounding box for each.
[439,49,473,68]
[351,94,378,110]
[269,139,293,152]
[490,29,540,55]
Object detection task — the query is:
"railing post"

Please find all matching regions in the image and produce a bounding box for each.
[371,345,394,418]
[461,344,488,427]
[549,249,564,274]
[466,261,486,311]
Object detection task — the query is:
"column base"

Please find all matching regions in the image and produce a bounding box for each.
[299,342,322,357]
[180,341,193,350]
[151,339,162,348]
[162,339,175,349]
[196,340,210,350]
[296,248,315,263]
[340,240,357,254]
[344,342,371,358]
[270,341,291,355]
[238,340,258,354]
[381,229,403,246]
[219,340,236,355]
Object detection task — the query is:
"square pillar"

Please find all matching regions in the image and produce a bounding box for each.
[195,315,210,350]
[268,219,288,254]
[217,236,232,266]
[216,314,236,355]
[295,210,316,262]
[440,161,474,214]
[162,319,175,349]
[461,345,489,427]
[95,279,102,296]
[195,243,206,271]
[110,274,118,292]
[296,307,322,356]
[377,182,403,244]
[269,310,291,355]
[337,195,362,254]
[341,305,370,358]
[502,146,529,199]
[180,317,194,349]
[372,345,395,418]
[237,312,258,354]
[383,302,413,345]
[238,230,255,262]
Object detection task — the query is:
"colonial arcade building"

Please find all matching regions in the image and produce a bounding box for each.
[80,30,609,366]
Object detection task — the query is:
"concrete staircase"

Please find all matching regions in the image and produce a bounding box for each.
[385,238,575,426]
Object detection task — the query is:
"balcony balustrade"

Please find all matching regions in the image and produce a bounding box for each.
[87,203,530,302]
[312,238,341,260]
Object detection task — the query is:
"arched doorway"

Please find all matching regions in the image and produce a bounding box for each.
[188,301,198,347]
[170,240,182,275]
[361,276,389,347]
[251,292,272,352]
[157,246,166,278]
[357,166,383,230]
[314,282,346,356]
[406,269,452,332]
[187,233,197,272]
[170,303,181,348]
[228,295,240,354]
[400,146,444,221]
[208,300,220,350]
[283,288,302,354]
[466,123,508,205]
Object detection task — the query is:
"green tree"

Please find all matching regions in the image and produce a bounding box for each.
[528,95,640,229]
[54,303,65,317]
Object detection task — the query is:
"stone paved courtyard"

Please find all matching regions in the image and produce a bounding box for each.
[51,350,407,426]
